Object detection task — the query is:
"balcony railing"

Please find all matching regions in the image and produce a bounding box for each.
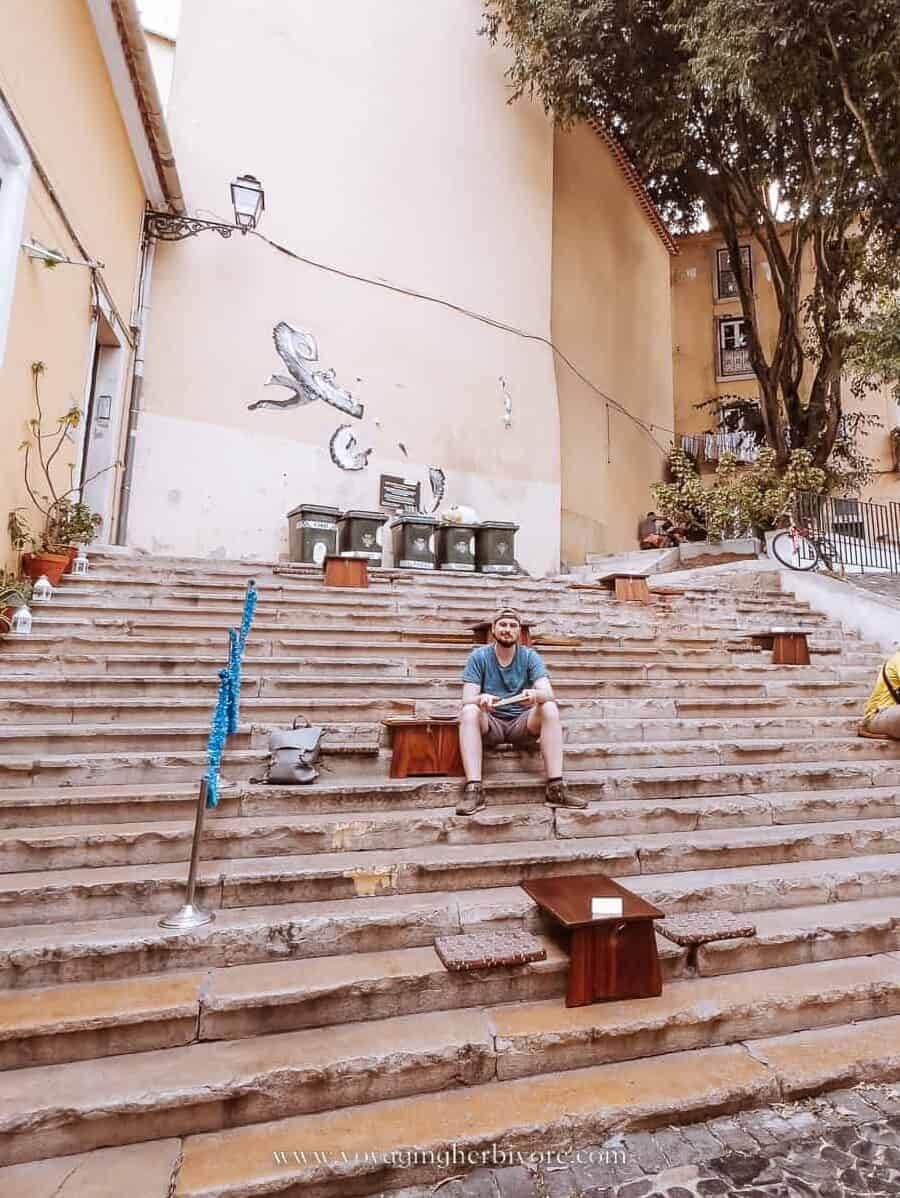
[719,346,753,377]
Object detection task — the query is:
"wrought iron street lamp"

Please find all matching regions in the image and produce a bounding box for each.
[145,174,265,241]
[230,175,265,231]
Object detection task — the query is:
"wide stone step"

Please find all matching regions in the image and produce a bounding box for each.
[0,713,866,759]
[0,941,570,1070]
[6,786,900,871]
[5,819,900,925]
[0,690,867,727]
[1,755,891,824]
[0,671,873,706]
[4,727,893,789]
[484,733,899,775]
[1,957,898,1168]
[161,1010,900,1198]
[7,849,900,989]
[11,893,900,1069]
[695,894,900,976]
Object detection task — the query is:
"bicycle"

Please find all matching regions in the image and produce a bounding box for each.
[770,518,839,572]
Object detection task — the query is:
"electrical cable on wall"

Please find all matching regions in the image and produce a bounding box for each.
[251,230,675,457]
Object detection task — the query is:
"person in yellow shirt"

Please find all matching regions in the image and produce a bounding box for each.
[859,650,900,739]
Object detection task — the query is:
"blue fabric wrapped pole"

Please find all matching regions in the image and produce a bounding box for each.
[205,579,258,808]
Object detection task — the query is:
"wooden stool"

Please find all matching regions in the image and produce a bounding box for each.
[595,573,652,604]
[522,873,663,1007]
[324,556,368,588]
[384,717,464,779]
[471,620,534,645]
[750,627,810,666]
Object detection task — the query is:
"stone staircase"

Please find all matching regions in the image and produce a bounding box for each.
[1,553,900,1196]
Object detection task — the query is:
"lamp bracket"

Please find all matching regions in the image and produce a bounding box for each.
[145,211,239,242]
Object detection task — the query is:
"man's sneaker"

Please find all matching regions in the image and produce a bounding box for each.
[456,781,486,816]
[545,779,587,809]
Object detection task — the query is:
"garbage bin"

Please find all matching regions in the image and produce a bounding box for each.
[390,514,438,570]
[286,504,340,565]
[338,510,389,564]
[475,521,519,574]
[436,522,479,572]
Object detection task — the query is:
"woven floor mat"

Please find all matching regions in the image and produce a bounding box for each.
[656,910,757,946]
[434,931,547,971]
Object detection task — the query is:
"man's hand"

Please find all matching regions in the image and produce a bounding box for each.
[477,693,499,711]
[520,689,542,708]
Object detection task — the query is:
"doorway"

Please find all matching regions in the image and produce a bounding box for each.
[79,308,127,541]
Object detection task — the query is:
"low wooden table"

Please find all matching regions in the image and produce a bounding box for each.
[522,873,664,1007]
[384,717,464,780]
[750,627,811,666]
[324,556,369,588]
[594,573,652,604]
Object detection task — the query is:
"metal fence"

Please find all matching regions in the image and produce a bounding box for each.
[794,491,900,573]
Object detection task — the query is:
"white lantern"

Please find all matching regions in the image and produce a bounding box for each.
[72,549,89,576]
[10,606,32,635]
[32,575,53,603]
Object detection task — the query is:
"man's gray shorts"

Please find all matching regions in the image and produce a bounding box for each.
[482,710,539,747]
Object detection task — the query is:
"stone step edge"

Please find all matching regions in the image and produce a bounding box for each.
[2,958,900,1169]
[5,801,900,876]
[5,912,900,1063]
[0,760,892,808]
[111,1014,900,1196]
[0,731,891,769]
[4,860,900,987]
[3,823,900,914]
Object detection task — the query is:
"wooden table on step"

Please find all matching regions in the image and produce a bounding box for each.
[594,573,652,605]
[522,873,664,1007]
[750,627,811,666]
[384,717,464,780]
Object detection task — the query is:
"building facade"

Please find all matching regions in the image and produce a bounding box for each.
[671,228,898,495]
[124,0,675,574]
[0,0,183,571]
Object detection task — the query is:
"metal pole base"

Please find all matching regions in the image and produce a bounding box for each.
[159,903,216,930]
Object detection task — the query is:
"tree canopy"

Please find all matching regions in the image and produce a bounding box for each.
[482,0,900,475]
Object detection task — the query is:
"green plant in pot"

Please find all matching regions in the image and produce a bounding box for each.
[8,363,112,586]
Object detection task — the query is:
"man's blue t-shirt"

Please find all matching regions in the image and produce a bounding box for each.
[461,645,549,720]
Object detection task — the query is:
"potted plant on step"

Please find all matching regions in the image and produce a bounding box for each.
[0,571,33,634]
[8,363,111,585]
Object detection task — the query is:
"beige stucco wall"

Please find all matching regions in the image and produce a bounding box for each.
[131,0,565,573]
[0,0,145,568]
[552,124,675,562]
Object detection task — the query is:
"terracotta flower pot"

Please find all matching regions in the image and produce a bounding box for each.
[22,551,70,586]
[62,546,78,574]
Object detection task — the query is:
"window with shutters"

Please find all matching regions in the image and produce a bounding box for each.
[715,245,752,300]
[717,317,754,378]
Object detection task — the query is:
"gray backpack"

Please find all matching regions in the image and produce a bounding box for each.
[262,716,323,784]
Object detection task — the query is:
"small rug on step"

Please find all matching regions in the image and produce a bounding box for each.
[434,931,546,971]
[656,910,756,946]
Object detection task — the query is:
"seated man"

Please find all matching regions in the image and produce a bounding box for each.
[456,607,587,815]
[638,511,685,549]
[858,647,900,739]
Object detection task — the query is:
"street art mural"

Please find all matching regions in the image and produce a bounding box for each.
[249,323,364,419]
[329,424,372,472]
[250,322,454,504]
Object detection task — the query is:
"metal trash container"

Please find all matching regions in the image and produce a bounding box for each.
[338,510,389,564]
[475,521,519,574]
[390,514,438,570]
[287,504,340,565]
[436,522,479,572]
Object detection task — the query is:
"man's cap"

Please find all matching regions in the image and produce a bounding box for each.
[492,608,521,625]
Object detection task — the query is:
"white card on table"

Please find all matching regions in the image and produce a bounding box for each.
[591,897,623,917]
